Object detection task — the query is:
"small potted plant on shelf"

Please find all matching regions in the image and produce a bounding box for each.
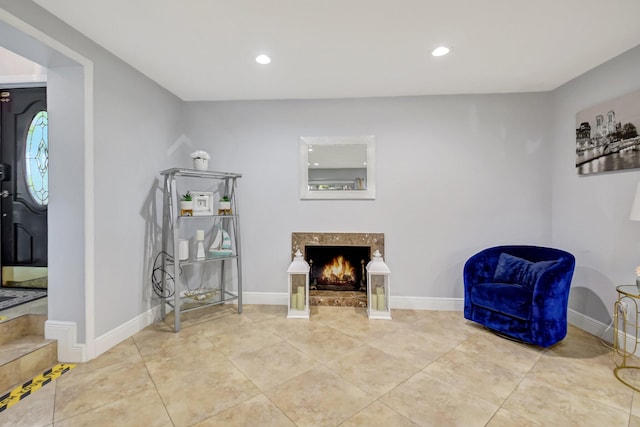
[190,150,210,171]
[218,195,232,215]
[180,192,194,216]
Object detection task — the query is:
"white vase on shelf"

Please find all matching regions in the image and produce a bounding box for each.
[193,158,209,170]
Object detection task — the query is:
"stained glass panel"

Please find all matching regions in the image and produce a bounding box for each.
[25,110,48,206]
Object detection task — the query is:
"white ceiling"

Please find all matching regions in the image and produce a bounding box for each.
[30,0,640,101]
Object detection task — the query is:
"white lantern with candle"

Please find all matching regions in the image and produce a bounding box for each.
[366,250,391,319]
[287,250,310,319]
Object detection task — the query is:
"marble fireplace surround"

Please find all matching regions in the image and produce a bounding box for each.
[291,232,384,307]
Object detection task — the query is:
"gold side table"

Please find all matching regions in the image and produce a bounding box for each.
[614,284,640,391]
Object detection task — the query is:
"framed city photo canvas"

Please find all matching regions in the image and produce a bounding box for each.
[576,88,640,175]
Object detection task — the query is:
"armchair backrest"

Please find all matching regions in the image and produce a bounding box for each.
[464,245,575,283]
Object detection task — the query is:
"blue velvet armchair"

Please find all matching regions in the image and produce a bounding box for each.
[463,245,575,347]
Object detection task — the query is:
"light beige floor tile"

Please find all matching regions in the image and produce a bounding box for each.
[485,408,543,427]
[0,378,55,427]
[239,304,288,323]
[454,331,543,375]
[259,315,326,340]
[618,367,639,394]
[205,322,284,358]
[143,342,227,384]
[327,344,420,398]
[529,351,633,412]
[266,366,373,427]
[53,358,156,422]
[631,414,640,427]
[133,331,224,362]
[193,394,295,426]
[502,377,630,426]
[341,401,419,427]
[381,371,498,426]
[53,388,172,427]
[631,388,640,418]
[155,359,259,427]
[545,324,612,361]
[309,305,363,324]
[328,313,400,342]
[79,338,142,371]
[285,324,364,364]
[422,347,526,405]
[395,310,476,337]
[368,327,454,369]
[228,340,318,391]
[388,309,425,324]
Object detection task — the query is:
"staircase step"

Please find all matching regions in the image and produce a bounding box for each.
[0,315,58,393]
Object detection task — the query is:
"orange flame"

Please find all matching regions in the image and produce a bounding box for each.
[321,256,356,282]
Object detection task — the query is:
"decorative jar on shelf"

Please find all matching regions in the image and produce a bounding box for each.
[193,158,209,170]
[190,150,210,171]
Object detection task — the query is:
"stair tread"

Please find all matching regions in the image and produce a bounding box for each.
[0,335,56,366]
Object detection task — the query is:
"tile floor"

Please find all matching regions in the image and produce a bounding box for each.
[2,304,639,426]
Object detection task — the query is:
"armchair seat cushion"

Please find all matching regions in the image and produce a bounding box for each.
[470,282,532,320]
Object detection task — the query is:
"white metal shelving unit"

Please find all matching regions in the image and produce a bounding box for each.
[159,168,243,332]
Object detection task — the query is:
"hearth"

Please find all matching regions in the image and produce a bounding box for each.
[291,232,384,307]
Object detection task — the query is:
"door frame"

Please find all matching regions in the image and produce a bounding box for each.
[0,8,96,361]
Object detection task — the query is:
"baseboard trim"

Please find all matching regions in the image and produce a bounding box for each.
[567,308,611,338]
[242,292,289,305]
[390,296,465,311]
[45,320,86,363]
[567,307,640,356]
[94,305,160,358]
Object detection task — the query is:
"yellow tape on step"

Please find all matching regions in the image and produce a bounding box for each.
[0,363,75,413]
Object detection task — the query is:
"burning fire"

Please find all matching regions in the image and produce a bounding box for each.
[321,256,356,283]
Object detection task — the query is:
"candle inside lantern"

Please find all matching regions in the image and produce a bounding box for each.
[370,293,378,311]
[297,286,305,310]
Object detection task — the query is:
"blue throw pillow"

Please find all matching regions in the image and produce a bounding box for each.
[493,253,559,289]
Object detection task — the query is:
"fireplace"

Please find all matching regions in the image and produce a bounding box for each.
[291,232,384,307]
[306,246,370,291]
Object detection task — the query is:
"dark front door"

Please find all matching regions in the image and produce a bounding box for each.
[0,87,48,275]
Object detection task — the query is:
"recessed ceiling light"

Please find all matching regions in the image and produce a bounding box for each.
[431,46,450,57]
[255,54,271,64]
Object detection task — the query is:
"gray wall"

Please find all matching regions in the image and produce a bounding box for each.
[552,45,640,324]
[184,93,553,299]
[0,1,184,341]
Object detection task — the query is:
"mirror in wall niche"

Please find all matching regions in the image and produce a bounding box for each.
[299,135,376,200]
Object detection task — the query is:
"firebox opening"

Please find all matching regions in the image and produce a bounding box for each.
[305,246,370,291]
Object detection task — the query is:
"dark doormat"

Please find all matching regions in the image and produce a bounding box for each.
[0,288,47,311]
